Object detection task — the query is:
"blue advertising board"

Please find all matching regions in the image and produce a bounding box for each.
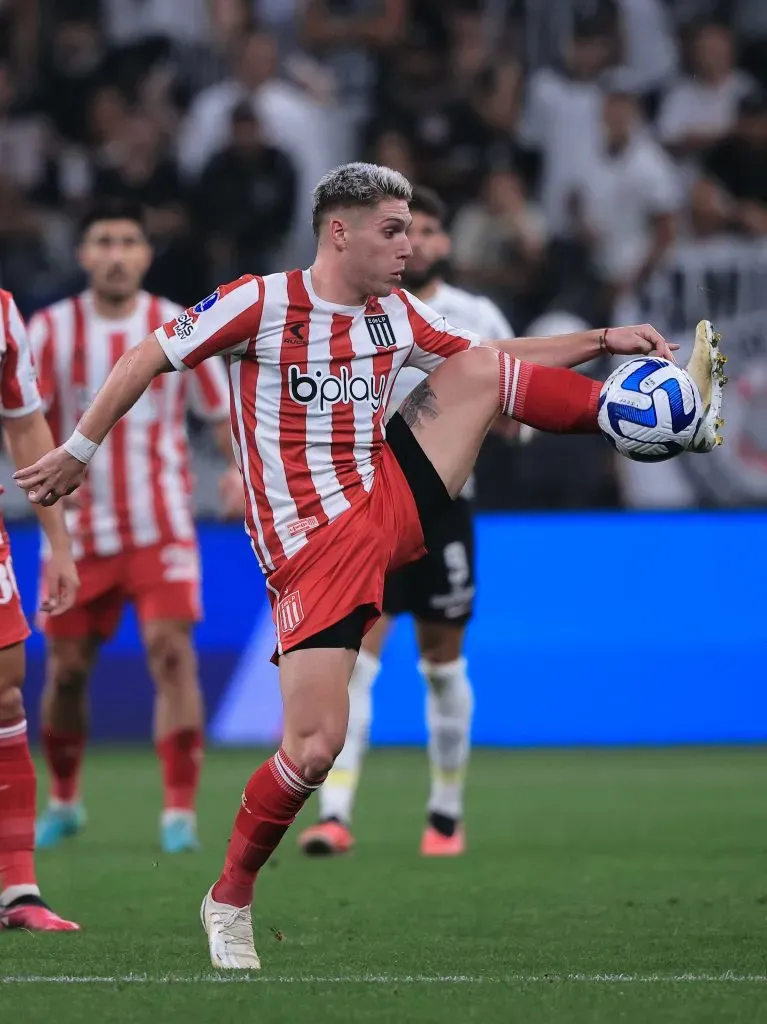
[8,511,767,747]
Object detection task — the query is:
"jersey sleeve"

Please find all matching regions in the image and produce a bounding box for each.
[0,291,42,419]
[188,356,230,422]
[26,310,56,414]
[154,275,263,370]
[400,290,480,374]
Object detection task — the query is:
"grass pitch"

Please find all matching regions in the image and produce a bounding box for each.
[2,746,767,1022]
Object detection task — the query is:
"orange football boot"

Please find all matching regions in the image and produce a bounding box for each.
[298,820,354,856]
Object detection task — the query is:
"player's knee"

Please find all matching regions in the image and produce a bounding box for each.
[421,658,473,713]
[0,684,24,722]
[293,731,346,782]
[146,626,194,689]
[48,648,90,696]
[448,345,500,396]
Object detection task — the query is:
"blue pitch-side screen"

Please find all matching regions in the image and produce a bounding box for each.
[8,511,767,746]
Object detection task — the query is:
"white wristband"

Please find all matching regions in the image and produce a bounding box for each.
[63,429,100,465]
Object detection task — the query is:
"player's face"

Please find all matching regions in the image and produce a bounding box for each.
[402,210,450,290]
[78,219,152,301]
[343,199,413,297]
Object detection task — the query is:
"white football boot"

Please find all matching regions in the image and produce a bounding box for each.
[200,887,261,969]
[684,320,728,453]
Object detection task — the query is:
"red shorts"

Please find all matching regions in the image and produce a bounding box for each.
[41,540,202,641]
[266,440,427,661]
[0,553,30,651]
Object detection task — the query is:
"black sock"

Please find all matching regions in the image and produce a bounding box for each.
[4,894,47,910]
[428,811,457,838]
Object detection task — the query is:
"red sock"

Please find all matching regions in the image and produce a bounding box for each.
[42,728,85,804]
[156,727,204,811]
[0,718,36,891]
[499,352,602,433]
[212,748,323,907]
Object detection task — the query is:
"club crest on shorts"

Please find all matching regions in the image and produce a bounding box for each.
[278,591,304,635]
[364,306,397,349]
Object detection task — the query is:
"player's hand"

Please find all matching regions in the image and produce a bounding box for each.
[40,547,79,616]
[218,464,245,520]
[604,324,679,363]
[13,447,87,506]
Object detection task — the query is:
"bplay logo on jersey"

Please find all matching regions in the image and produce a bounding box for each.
[288,364,386,412]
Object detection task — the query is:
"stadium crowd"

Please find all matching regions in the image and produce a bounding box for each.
[0,0,764,511]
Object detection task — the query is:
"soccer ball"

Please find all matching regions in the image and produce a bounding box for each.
[598,357,702,463]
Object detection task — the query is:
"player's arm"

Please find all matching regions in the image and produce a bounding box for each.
[3,410,79,613]
[14,276,263,507]
[0,294,77,612]
[483,329,678,367]
[13,332,169,505]
[402,291,678,373]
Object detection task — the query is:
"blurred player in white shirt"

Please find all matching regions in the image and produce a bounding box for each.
[299,187,513,857]
[29,201,235,855]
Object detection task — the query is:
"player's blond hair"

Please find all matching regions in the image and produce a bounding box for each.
[311,163,413,236]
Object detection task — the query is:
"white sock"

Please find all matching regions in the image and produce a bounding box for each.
[421,657,474,821]
[161,809,197,828]
[1,883,40,907]
[318,648,381,824]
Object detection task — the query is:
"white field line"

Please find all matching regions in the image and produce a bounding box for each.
[2,972,767,985]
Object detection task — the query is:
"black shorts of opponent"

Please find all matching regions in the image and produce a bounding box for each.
[382,493,474,627]
[289,412,452,653]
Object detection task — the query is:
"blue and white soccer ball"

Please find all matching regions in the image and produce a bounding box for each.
[598,357,702,463]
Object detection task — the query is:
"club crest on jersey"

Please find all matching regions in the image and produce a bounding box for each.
[364,310,397,349]
[278,591,304,635]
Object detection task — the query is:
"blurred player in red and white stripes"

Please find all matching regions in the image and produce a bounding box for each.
[0,289,79,930]
[29,200,236,855]
[14,165,720,968]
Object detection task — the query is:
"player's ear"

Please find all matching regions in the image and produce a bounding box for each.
[76,242,89,275]
[439,230,452,260]
[328,216,348,250]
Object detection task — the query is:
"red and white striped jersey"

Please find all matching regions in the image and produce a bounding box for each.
[29,290,229,561]
[155,268,480,574]
[0,290,44,559]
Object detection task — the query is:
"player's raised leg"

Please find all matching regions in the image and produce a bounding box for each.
[299,615,391,855]
[35,635,97,848]
[142,618,204,854]
[399,328,722,500]
[202,640,356,969]
[0,639,79,931]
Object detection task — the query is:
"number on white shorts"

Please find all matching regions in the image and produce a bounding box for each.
[0,559,20,605]
[443,541,469,589]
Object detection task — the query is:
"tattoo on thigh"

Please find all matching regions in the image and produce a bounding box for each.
[399,380,440,429]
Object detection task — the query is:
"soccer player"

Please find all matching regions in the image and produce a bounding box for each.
[299,186,514,858]
[13,164,725,968]
[0,289,80,930]
[28,200,234,855]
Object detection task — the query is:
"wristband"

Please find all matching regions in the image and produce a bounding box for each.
[599,328,611,355]
[63,429,100,465]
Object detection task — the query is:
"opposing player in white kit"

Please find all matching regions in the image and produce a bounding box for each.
[299,187,513,857]
[29,200,234,854]
[14,165,724,969]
